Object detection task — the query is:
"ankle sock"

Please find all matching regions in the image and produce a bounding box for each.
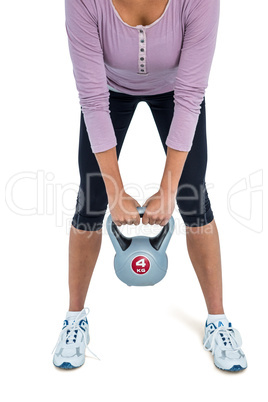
[207,313,229,327]
[66,309,85,319]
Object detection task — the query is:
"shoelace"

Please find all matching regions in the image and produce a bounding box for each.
[203,326,242,356]
[51,307,101,360]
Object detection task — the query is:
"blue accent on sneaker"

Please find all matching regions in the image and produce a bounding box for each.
[206,320,233,329]
[205,320,217,330]
[215,364,246,372]
[79,319,88,331]
[55,362,77,369]
[62,320,68,330]
[229,365,245,372]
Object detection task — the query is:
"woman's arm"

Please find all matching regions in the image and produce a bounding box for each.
[95,147,141,225]
[142,0,220,225]
[65,0,141,224]
[142,147,188,226]
[160,147,188,194]
[165,0,220,152]
[94,147,124,201]
[65,0,117,153]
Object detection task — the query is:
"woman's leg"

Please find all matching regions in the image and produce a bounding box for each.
[178,99,224,314]
[185,219,224,314]
[146,93,224,314]
[68,91,140,311]
[68,226,102,311]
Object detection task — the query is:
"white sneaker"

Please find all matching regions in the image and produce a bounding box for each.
[52,307,100,369]
[203,319,247,372]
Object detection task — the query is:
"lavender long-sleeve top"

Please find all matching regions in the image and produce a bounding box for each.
[65,0,220,153]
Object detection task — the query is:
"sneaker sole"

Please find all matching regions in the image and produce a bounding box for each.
[53,362,84,369]
[215,363,247,372]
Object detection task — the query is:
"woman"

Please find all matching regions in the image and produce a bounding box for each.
[52,0,247,371]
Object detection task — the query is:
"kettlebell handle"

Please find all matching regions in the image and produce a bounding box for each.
[136,206,147,218]
[106,205,175,253]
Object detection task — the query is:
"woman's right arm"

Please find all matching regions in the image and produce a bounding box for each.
[95,147,141,226]
[65,0,117,153]
[65,0,140,224]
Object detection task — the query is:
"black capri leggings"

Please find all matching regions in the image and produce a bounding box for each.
[72,89,214,231]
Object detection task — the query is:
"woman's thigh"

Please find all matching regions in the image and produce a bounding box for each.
[72,91,140,231]
[145,93,214,227]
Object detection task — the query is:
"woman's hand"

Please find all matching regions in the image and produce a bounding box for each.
[141,187,176,226]
[108,190,141,226]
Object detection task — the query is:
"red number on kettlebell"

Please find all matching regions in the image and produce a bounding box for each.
[131,256,150,275]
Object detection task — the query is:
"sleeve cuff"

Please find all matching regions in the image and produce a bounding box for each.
[165,102,201,152]
[91,139,117,153]
[82,109,117,153]
[165,137,191,152]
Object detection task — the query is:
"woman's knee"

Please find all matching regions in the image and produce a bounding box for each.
[71,213,105,231]
[71,182,108,232]
[176,181,214,227]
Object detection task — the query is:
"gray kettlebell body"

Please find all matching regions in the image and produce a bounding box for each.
[106,206,175,286]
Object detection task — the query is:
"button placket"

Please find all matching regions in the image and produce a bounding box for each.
[137,28,147,74]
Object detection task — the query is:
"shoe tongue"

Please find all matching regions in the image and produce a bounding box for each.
[65,309,86,324]
[66,316,78,325]
[66,318,77,328]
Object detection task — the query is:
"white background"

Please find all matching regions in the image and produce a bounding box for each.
[1,0,267,400]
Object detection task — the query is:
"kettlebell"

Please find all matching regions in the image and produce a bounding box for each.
[106,206,175,286]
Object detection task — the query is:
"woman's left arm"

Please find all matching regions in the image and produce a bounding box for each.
[160,147,188,195]
[142,147,188,225]
[142,0,220,225]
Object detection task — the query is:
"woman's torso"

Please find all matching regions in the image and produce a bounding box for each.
[95,0,184,95]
